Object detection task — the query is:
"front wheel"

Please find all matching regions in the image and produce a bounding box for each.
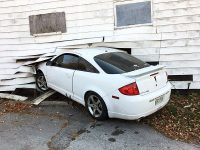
[36,71,49,92]
[85,92,108,120]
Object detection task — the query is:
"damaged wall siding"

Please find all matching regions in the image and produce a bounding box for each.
[0,0,200,91]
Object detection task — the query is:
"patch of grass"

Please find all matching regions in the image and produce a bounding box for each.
[143,90,200,145]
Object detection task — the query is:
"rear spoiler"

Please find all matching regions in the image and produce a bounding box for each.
[122,65,164,78]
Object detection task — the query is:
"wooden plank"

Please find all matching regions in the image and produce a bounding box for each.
[0,93,28,101]
[32,90,56,105]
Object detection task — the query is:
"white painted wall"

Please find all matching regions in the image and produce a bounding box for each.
[0,0,199,91]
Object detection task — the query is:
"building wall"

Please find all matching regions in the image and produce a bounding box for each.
[0,0,199,91]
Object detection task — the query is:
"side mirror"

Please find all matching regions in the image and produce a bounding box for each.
[46,61,53,66]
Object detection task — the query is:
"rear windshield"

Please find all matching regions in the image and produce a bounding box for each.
[94,52,150,74]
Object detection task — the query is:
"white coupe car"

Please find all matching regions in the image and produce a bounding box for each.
[36,47,171,120]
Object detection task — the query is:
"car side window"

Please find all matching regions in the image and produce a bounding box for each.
[78,57,99,73]
[53,54,79,70]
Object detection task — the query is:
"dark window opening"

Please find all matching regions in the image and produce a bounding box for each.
[147,61,159,66]
[168,75,193,81]
[116,48,131,54]
[29,12,66,35]
[94,52,150,74]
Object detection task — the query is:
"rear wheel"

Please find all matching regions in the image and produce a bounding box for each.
[85,92,108,120]
[36,71,49,92]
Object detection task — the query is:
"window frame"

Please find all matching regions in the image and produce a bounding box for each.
[114,0,153,29]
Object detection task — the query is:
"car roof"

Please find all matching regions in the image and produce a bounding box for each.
[56,47,123,58]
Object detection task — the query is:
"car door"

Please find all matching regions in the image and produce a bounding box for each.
[46,53,79,97]
[73,57,99,104]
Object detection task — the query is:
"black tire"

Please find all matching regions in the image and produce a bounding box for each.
[36,71,49,92]
[85,92,108,120]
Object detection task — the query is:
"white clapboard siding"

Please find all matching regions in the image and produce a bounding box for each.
[93,41,161,49]
[154,6,200,19]
[155,15,200,26]
[0,58,16,63]
[159,53,200,61]
[160,46,200,54]
[170,81,200,89]
[193,75,200,82]
[166,68,200,75]
[160,60,200,68]
[157,23,200,33]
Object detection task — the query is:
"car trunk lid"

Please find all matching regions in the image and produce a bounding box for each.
[122,65,168,95]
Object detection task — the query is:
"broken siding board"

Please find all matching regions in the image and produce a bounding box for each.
[0,77,35,86]
[0,66,35,75]
[0,73,33,80]
[0,84,36,91]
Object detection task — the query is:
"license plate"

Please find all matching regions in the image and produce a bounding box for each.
[155,95,164,105]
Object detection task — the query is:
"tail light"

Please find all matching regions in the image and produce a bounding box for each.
[119,82,140,96]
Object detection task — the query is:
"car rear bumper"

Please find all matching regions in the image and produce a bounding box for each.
[108,82,171,120]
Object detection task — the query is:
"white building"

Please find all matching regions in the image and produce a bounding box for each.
[0,0,200,91]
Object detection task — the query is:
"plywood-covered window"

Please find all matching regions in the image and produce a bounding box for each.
[29,12,66,35]
[115,1,152,27]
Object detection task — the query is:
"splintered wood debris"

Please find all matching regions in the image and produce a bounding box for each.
[0,93,28,101]
[32,90,56,105]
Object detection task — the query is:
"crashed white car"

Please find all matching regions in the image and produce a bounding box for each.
[36,47,171,120]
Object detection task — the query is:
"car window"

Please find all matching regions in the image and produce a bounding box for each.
[94,52,150,74]
[54,54,79,70]
[78,57,99,73]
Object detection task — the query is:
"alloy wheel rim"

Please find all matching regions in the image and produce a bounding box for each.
[87,95,103,118]
[37,75,48,91]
